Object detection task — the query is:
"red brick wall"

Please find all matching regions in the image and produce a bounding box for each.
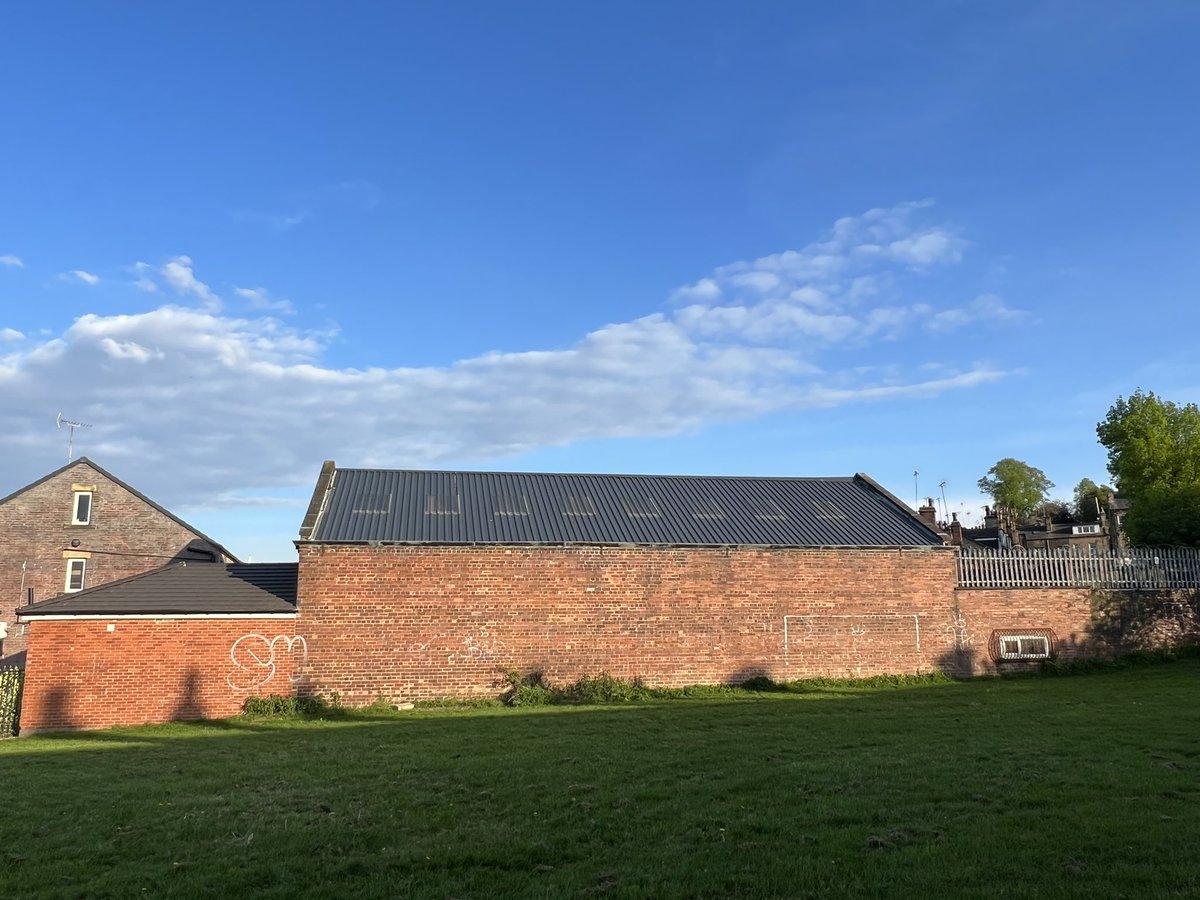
[296,544,963,704]
[0,461,230,660]
[953,587,1096,674]
[19,617,299,733]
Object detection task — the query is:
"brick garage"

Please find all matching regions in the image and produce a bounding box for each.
[17,562,299,733]
[19,616,299,733]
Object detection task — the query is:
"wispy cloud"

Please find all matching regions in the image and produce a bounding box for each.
[0,327,23,342]
[61,269,101,285]
[0,203,1014,509]
[0,255,23,268]
[234,286,295,314]
[233,179,382,231]
[161,256,221,310]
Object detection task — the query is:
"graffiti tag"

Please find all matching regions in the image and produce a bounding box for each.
[227,634,309,691]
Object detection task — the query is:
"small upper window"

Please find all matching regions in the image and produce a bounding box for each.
[72,491,93,526]
[65,558,87,593]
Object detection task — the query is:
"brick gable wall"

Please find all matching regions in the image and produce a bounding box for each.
[0,461,227,659]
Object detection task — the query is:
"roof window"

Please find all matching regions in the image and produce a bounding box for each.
[620,496,661,518]
[689,496,725,519]
[562,495,596,517]
[424,493,461,516]
[494,492,530,516]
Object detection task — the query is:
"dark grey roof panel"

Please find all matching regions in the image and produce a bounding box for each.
[19,562,297,616]
[305,468,943,548]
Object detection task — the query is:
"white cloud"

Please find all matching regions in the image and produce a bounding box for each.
[0,327,23,341]
[64,269,100,285]
[234,286,295,314]
[162,256,221,310]
[129,261,158,293]
[0,203,1014,510]
[0,255,22,268]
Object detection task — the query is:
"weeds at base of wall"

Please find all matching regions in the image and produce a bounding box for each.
[241,693,343,719]
[411,670,960,710]
[1031,644,1200,678]
[0,666,23,737]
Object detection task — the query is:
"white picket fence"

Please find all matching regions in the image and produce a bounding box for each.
[957,547,1200,590]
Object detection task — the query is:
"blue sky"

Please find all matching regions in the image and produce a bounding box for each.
[2,2,1199,560]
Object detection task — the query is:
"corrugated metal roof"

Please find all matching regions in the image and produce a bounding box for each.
[19,562,297,617]
[303,466,943,548]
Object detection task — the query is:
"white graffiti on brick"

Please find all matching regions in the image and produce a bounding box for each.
[227,634,309,691]
[449,628,506,665]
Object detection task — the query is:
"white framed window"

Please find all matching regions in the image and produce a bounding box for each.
[65,558,87,593]
[72,491,93,525]
[998,633,1051,660]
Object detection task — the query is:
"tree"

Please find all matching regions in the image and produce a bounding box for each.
[1072,478,1114,523]
[1122,484,1200,547]
[1096,390,1200,498]
[977,458,1054,519]
[1097,390,1200,547]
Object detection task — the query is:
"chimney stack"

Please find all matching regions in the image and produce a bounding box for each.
[918,497,938,528]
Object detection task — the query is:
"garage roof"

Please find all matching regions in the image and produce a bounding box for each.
[299,463,944,548]
[18,562,298,617]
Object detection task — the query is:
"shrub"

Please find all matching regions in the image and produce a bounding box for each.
[565,673,652,704]
[241,694,333,718]
[0,666,23,737]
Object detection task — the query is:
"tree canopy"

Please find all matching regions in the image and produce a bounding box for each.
[1072,478,1114,523]
[977,458,1054,519]
[1096,390,1200,498]
[1097,390,1200,547]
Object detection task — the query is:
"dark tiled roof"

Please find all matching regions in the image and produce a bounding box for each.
[0,457,239,563]
[301,465,944,548]
[18,562,297,617]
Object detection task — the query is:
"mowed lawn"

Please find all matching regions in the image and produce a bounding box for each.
[2,664,1199,899]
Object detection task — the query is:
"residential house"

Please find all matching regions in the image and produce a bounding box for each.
[0,457,236,661]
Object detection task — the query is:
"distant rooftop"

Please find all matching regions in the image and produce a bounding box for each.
[300,463,945,548]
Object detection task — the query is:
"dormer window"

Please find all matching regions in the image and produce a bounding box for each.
[72,491,93,525]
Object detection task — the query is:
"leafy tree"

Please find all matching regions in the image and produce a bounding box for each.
[1097,390,1200,547]
[1096,390,1200,498]
[1072,478,1114,523]
[977,458,1054,519]
[1122,484,1200,547]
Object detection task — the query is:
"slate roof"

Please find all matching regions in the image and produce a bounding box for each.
[18,562,297,617]
[0,456,239,563]
[300,463,944,548]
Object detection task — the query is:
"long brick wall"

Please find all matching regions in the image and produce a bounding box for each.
[18,617,299,733]
[296,544,963,704]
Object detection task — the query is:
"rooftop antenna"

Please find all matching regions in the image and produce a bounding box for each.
[913,470,919,508]
[938,480,949,525]
[56,412,91,463]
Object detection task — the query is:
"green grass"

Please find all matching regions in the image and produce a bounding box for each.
[3,663,1199,899]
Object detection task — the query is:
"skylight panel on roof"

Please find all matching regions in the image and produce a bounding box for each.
[562,495,596,517]
[494,491,530,516]
[620,495,661,518]
[813,499,848,520]
[747,497,787,521]
[424,493,461,516]
[352,493,392,515]
[688,496,724,519]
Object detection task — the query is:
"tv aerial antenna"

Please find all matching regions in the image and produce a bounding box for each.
[56,413,91,462]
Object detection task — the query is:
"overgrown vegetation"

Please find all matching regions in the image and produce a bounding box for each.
[241,693,340,719]
[2,659,1198,898]
[0,665,23,737]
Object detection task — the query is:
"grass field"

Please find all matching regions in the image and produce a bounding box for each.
[2,662,1199,899]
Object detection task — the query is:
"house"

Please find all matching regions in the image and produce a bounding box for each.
[0,457,236,661]
[293,462,961,704]
[16,561,298,732]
